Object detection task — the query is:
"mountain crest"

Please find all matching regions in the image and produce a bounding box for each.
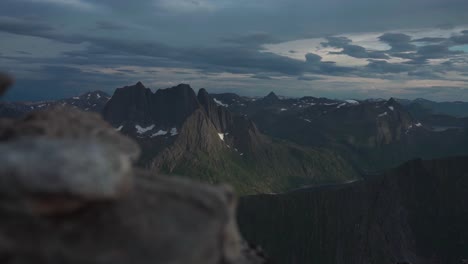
[261,91,280,104]
[135,81,145,88]
[387,97,398,105]
[265,91,279,100]
[103,83,199,127]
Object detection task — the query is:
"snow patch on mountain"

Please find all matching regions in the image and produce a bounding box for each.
[135,125,155,134]
[337,103,347,109]
[345,100,359,104]
[378,112,388,118]
[214,98,228,107]
[151,130,168,137]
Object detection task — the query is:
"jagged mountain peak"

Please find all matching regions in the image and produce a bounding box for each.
[103,83,201,128]
[135,81,145,88]
[155,83,198,100]
[387,97,398,105]
[259,91,281,105]
[197,88,209,97]
[265,91,279,100]
[118,81,148,91]
[158,83,193,94]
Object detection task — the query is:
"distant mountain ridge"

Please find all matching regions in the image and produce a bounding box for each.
[3,85,468,183]
[0,91,110,118]
[397,97,468,118]
[212,91,468,171]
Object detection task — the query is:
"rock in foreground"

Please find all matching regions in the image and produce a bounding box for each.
[0,107,267,264]
[0,172,257,264]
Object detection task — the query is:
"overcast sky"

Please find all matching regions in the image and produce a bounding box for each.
[1,0,468,101]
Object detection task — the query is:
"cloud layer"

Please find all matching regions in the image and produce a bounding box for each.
[0,0,468,101]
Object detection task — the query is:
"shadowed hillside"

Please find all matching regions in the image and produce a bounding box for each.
[238,156,468,264]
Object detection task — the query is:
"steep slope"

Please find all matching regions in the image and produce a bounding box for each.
[152,108,356,194]
[238,156,468,264]
[102,83,358,194]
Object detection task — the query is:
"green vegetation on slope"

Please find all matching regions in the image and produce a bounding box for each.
[161,141,358,195]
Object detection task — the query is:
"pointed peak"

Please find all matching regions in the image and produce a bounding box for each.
[265,91,279,99]
[266,91,277,97]
[387,97,397,104]
[119,82,147,91]
[198,88,209,97]
[262,91,280,103]
[175,83,191,89]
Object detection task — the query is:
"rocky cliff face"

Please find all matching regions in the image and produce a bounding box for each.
[102,82,200,128]
[197,88,233,133]
[238,156,468,264]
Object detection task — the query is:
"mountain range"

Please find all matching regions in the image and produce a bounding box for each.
[3,83,468,192]
[211,92,468,171]
[100,82,357,194]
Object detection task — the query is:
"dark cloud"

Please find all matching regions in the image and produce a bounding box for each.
[379,33,416,52]
[16,50,32,55]
[322,36,389,59]
[0,16,85,44]
[305,53,322,63]
[366,60,412,73]
[406,44,464,64]
[407,70,442,79]
[220,32,280,47]
[95,21,128,31]
[321,36,352,48]
[3,65,132,101]
[1,1,468,100]
[297,75,323,81]
[412,37,446,43]
[375,32,466,65]
[251,74,273,80]
[436,24,455,30]
[0,16,53,37]
[417,44,460,58]
[451,31,468,44]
